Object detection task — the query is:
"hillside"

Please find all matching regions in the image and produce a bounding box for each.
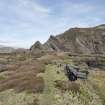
[0,52,105,105]
[30,24,105,54]
[0,24,105,105]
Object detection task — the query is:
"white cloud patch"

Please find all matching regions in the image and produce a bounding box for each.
[18,0,50,13]
[0,0,105,48]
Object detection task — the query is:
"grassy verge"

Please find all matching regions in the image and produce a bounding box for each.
[0,89,36,105]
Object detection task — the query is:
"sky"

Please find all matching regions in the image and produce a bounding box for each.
[0,0,105,48]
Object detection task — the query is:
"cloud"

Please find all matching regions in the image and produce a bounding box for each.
[18,0,50,13]
[0,0,105,48]
[0,40,13,44]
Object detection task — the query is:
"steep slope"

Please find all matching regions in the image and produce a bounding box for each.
[30,41,44,54]
[30,24,105,54]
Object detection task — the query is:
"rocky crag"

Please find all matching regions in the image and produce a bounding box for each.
[30,24,105,54]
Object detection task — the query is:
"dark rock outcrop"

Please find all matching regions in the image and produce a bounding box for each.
[30,41,44,53]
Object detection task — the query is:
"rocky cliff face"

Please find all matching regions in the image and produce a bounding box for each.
[30,41,44,54]
[30,24,105,54]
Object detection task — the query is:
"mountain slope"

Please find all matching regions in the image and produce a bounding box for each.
[30,24,105,54]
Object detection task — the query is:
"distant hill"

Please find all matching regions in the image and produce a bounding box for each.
[0,46,27,54]
[30,24,105,54]
[0,46,15,53]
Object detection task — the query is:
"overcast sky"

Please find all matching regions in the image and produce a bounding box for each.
[0,0,105,48]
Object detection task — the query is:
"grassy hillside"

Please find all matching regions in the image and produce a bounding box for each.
[37,63,105,105]
[0,53,105,105]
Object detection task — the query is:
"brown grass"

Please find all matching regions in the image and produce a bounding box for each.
[0,60,45,93]
[0,53,64,93]
[55,80,80,93]
[0,75,44,93]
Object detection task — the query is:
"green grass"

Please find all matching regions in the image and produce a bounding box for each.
[37,62,104,105]
[0,75,5,80]
[38,64,67,105]
[0,89,36,105]
[0,56,105,105]
[89,71,105,105]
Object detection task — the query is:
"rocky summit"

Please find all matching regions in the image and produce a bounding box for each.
[30,24,105,54]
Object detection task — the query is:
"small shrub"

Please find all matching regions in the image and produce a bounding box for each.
[55,80,80,93]
[28,98,39,105]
